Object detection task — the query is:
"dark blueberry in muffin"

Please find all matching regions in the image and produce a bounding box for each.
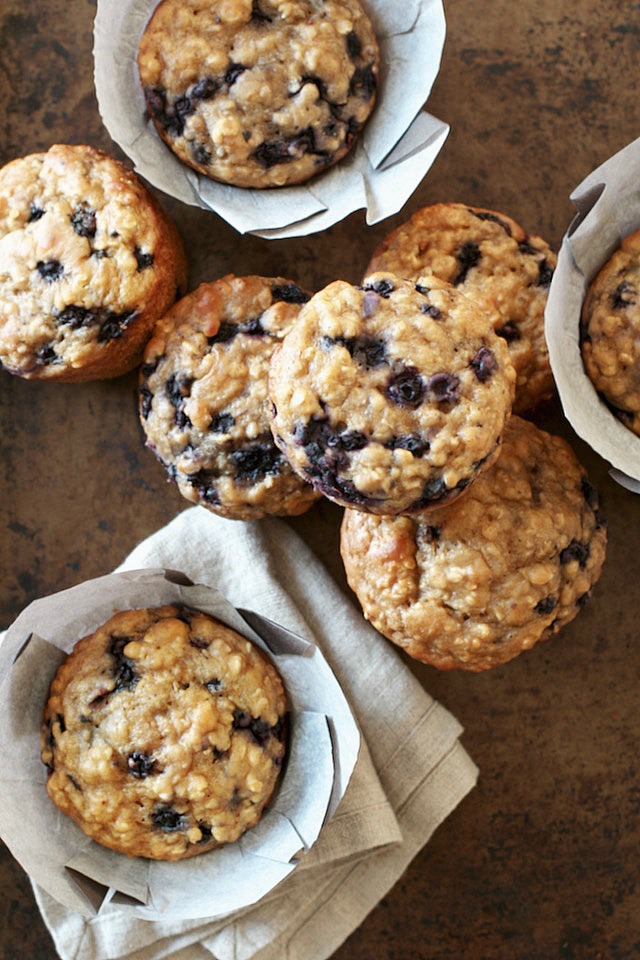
[534,595,557,615]
[57,305,97,329]
[536,258,554,288]
[346,30,362,59]
[28,203,45,222]
[426,372,460,404]
[472,209,513,234]
[208,322,238,345]
[385,367,426,407]
[35,343,58,366]
[420,302,443,320]
[295,416,365,464]
[70,206,97,238]
[232,709,277,747]
[192,142,212,167]
[324,334,387,368]
[225,63,248,87]
[187,471,220,505]
[496,320,521,343]
[140,384,153,419]
[241,316,267,336]
[384,433,429,456]
[470,346,498,382]
[351,335,388,368]
[192,76,219,100]
[37,259,64,282]
[127,751,157,778]
[232,443,284,483]
[152,807,188,832]
[97,309,138,343]
[581,476,601,514]
[414,474,469,509]
[349,63,377,99]
[363,277,395,298]
[134,246,154,271]
[560,540,590,567]
[109,635,139,693]
[611,280,635,309]
[144,86,184,136]
[271,283,311,304]
[331,429,368,452]
[452,242,481,285]
[173,94,195,127]
[300,73,329,100]
[205,676,224,693]
[197,822,213,843]
[253,137,298,169]
[166,374,193,429]
[209,412,235,433]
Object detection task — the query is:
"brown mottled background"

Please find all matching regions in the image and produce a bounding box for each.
[1,1,640,957]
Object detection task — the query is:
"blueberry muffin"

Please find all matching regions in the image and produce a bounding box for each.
[41,605,288,861]
[0,144,187,382]
[580,228,640,436]
[137,0,379,189]
[140,275,320,520]
[340,416,607,671]
[268,272,516,515]
[366,203,557,413]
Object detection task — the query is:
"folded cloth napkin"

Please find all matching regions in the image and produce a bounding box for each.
[31,507,478,960]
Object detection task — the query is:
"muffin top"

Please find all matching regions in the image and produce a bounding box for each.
[0,144,187,381]
[42,605,287,860]
[268,272,516,515]
[137,0,379,188]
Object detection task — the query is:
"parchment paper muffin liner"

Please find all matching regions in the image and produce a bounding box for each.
[0,567,361,922]
[545,135,640,492]
[93,0,449,238]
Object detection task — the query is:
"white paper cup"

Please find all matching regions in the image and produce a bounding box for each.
[0,568,360,921]
[545,135,640,492]
[93,0,449,238]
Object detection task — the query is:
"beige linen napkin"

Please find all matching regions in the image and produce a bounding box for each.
[31,507,478,960]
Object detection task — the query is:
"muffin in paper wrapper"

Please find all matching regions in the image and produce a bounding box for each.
[92,0,449,238]
[0,568,360,921]
[545,135,640,493]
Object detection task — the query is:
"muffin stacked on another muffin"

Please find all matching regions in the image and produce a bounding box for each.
[0,144,187,382]
[41,605,288,861]
[268,272,516,515]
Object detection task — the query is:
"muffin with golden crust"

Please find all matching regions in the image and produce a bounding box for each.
[0,144,187,381]
[269,272,516,515]
[340,416,607,671]
[137,0,379,188]
[139,275,320,520]
[41,605,287,860]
